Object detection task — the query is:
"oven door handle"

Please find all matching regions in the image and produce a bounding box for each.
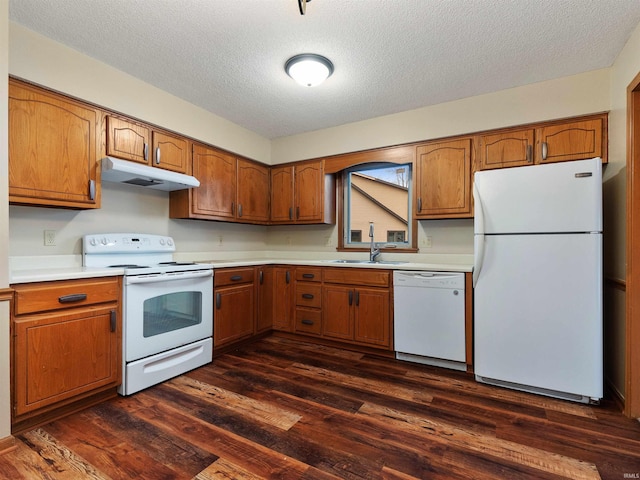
[125,270,213,285]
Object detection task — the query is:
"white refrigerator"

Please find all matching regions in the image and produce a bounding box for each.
[473,157,603,404]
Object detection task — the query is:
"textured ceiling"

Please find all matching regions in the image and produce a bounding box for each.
[9,0,640,139]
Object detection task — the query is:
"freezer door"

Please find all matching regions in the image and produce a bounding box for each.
[474,233,603,399]
[474,157,602,234]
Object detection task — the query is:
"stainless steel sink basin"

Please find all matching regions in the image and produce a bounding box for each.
[329,259,407,265]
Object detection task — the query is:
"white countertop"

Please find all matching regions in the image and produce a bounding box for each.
[9,252,473,284]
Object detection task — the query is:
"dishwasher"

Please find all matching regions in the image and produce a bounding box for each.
[393,271,466,371]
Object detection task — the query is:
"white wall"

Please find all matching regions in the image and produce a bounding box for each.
[602,19,640,399]
[0,0,11,443]
[272,69,611,163]
[9,23,271,165]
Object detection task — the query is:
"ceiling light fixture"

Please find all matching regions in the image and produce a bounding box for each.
[285,54,334,87]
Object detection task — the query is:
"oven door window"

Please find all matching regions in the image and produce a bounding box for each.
[143,291,203,337]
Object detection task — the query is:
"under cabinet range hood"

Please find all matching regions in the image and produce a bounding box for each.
[101,157,200,191]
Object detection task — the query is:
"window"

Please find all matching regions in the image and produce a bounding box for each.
[342,163,413,249]
[387,231,405,242]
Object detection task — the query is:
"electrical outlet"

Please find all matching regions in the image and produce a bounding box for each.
[424,236,432,248]
[44,230,56,246]
[218,235,223,246]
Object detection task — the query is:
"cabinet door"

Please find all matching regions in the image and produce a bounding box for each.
[295,161,323,222]
[271,166,295,223]
[9,79,99,208]
[106,116,150,165]
[191,144,237,219]
[256,267,273,333]
[14,306,119,416]
[479,129,534,170]
[415,138,472,218]
[152,130,190,174]
[237,159,270,222]
[273,268,293,331]
[322,286,353,340]
[354,287,390,348]
[536,118,604,164]
[214,284,255,347]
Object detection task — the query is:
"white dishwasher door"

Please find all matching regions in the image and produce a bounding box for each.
[393,271,466,369]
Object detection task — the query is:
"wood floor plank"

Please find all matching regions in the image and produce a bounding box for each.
[1,336,639,479]
[166,376,302,430]
[358,402,601,480]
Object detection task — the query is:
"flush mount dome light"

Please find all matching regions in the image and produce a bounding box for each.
[285,54,334,87]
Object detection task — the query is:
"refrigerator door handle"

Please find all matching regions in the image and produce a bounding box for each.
[473,181,486,287]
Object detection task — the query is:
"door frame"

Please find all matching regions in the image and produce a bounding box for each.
[626,70,640,417]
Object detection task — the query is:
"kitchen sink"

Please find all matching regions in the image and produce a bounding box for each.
[329,259,407,265]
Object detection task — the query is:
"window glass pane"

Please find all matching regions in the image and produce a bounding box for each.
[143,291,203,337]
[345,163,411,247]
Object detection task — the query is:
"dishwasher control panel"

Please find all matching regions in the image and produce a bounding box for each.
[393,271,465,289]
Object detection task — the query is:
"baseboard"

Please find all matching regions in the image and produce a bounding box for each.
[0,435,16,456]
[605,377,625,413]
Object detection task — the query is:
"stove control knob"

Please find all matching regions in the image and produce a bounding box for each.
[159,239,165,246]
[90,238,97,246]
[101,237,108,246]
[167,238,173,246]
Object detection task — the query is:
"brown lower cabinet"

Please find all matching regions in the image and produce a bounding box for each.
[213,267,255,347]
[272,266,294,332]
[11,277,121,432]
[322,268,391,349]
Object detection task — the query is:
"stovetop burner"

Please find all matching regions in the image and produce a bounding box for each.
[109,264,146,268]
[158,261,196,266]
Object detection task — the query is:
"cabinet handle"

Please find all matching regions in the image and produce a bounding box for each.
[349,290,353,306]
[289,207,293,220]
[231,202,235,215]
[143,143,148,161]
[155,146,161,164]
[296,206,300,219]
[230,275,243,281]
[286,271,290,284]
[417,197,422,212]
[526,144,533,163]
[302,293,314,299]
[355,290,360,306]
[89,180,96,201]
[58,293,87,304]
[302,273,315,279]
[216,292,221,309]
[301,319,314,326]
[541,142,548,160]
[259,270,264,285]
[238,204,243,217]
[110,310,116,333]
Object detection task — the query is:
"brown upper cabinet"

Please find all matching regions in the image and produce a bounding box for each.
[478,113,607,170]
[270,160,335,224]
[105,115,190,174]
[170,143,269,223]
[415,137,473,219]
[8,78,101,209]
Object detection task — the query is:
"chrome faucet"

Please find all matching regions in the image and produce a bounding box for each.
[369,222,381,262]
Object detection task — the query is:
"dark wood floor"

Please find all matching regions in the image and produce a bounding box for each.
[1,336,640,479]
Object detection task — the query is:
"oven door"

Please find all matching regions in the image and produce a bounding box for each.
[124,269,213,362]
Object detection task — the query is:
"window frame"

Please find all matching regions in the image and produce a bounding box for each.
[336,163,418,253]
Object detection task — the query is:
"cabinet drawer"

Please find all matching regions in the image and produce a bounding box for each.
[322,268,390,287]
[214,268,255,287]
[295,308,322,335]
[13,277,120,315]
[295,268,322,282]
[295,285,322,308]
